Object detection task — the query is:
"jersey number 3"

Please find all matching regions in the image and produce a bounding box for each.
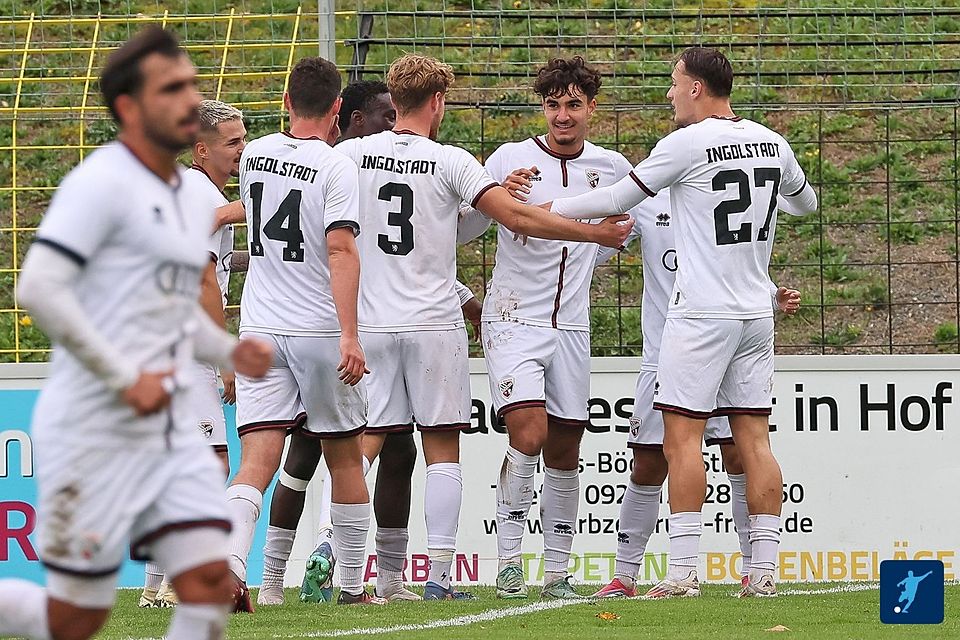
[378,182,414,256]
[249,182,305,262]
[712,167,781,245]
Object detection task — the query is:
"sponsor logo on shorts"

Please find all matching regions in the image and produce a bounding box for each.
[629,417,642,437]
[79,533,103,560]
[553,523,574,536]
[198,419,215,439]
[586,169,600,189]
[507,509,526,522]
[499,376,515,399]
[654,381,660,396]
[618,532,630,544]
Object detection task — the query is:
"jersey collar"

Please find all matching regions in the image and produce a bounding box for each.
[190,163,227,198]
[118,140,182,191]
[532,135,584,160]
[281,130,323,141]
[709,115,743,122]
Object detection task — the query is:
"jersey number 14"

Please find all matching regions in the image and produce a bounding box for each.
[249,182,305,262]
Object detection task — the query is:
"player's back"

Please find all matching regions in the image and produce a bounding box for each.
[338,130,496,332]
[641,117,806,320]
[239,132,359,336]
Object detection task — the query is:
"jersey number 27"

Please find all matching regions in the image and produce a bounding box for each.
[712,167,781,245]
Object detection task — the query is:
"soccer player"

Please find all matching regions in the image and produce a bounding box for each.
[589,204,801,599]
[224,57,379,610]
[0,27,271,640]
[139,98,247,610]
[548,47,817,598]
[334,53,632,601]
[456,56,648,600]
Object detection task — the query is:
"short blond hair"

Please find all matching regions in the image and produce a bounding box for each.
[387,54,455,115]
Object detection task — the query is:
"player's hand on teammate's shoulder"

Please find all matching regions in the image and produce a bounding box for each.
[220,369,237,404]
[502,166,538,202]
[337,336,369,386]
[776,287,801,315]
[594,214,635,249]
[232,337,273,378]
[122,370,175,416]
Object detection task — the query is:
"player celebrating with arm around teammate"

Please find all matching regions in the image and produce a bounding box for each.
[548,47,817,598]
[0,28,271,640]
[334,53,631,601]
[224,57,380,610]
[457,57,645,600]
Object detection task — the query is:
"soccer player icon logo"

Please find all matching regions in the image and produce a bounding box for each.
[895,570,932,614]
[880,560,944,624]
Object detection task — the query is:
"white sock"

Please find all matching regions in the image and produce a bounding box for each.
[540,466,579,580]
[614,482,662,582]
[144,561,164,593]
[166,603,229,640]
[0,579,50,640]
[727,473,752,576]
[425,462,462,589]
[375,527,408,593]
[748,514,781,577]
[226,483,263,581]
[262,526,296,590]
[318,456,371,535]
[495,446,538,563]
[332,501,370,596]
[666,511,701,581]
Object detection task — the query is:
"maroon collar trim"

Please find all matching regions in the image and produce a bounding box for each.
[392,128,426,137]
[190,163,227,197]
[710,115,743,122]
[282,130,322,141]
[532,136,584,160]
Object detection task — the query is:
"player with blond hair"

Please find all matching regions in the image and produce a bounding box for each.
[334,53,632,600]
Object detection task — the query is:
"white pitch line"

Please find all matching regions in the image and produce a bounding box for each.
[277,598,591,638]
[277,581,912,639]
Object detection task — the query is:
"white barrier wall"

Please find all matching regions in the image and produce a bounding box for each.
[1,356,958,587]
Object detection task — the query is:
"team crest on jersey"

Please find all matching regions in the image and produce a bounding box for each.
[198,419,215,439]
[586,169,600,189]
[499,376,515,399]
[629,417,642,437]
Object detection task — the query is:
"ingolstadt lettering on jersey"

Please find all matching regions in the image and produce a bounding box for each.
[336,130,497,332]
[629,116,808,319]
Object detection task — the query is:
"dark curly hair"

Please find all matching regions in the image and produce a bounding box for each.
[533,56,602,101]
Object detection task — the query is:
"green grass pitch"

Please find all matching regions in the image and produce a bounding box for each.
[96,584,960,639]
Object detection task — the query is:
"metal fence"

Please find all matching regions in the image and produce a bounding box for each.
[1,2,958,360]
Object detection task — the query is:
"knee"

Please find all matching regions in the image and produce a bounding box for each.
[283,443,322,480]
[173,562,233,605]
[49,609,108,640]
[720,444,744,475]
[507,426,546,457]
[380,435,417,477]
[630,450,668,485]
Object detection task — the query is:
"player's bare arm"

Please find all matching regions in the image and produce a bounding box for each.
[229,249,250,272]
[474,185,632,248]
[214,199,245,229]
[327,226,368,386]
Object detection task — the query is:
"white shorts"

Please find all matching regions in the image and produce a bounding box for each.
[236,332,367,439]
[36,443,230,606]
[654,317,775,417]
[183,361,227,452]
[360,328,470,432]
[628,369,733,448]
[482,321,590,426]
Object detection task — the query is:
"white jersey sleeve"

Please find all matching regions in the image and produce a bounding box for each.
[320,156,361,237]
[629,126,695,196]
[445,146,499,208]
[35,167,118,263]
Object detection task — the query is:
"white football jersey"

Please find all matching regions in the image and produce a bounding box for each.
[239,132,360,337]
[629,117,807,319]
[479,137,633,330]
[184,165,232,307]
[337,130,497,332]
[31,142,217,450]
